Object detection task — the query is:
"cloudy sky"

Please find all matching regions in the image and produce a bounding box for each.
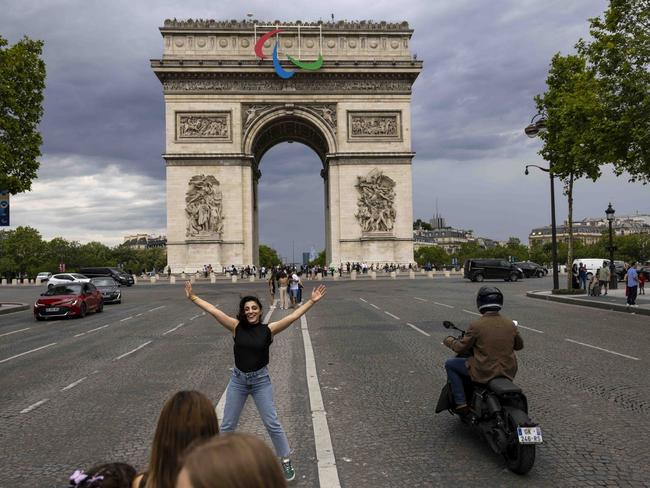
[2,0,647,261]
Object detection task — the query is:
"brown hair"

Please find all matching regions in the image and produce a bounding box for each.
[144,391,219,488]
[180,433,286,488]
[69,463,136,488]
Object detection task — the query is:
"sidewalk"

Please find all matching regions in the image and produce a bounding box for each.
[527,287,650,316]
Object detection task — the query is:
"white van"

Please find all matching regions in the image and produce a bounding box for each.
[573,258,609,279]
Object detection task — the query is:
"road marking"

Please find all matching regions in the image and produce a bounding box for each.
[20,398,49,414]
[189,314,201,321]
[119,316,133,322]
[359,298,368,303]
[406,322,431,337]
[163,323,185,336]
[414,297,427,302]
[0,342,57,364]
[369,303,380,310]
[74,324,111,337]
[114,341,153,361]
[301,314,341,487]
[517,324,544,334]
[135,313,143,317]
[434,302,454,309]
[61,376,87,391]
[462,309,481,316]
[215,308,274,421]
[148,306,166,312]
[384,311,401,320]
[565,338,640,361]
[0,327,31,338]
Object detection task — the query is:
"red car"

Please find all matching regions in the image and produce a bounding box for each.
[34,282,103,320]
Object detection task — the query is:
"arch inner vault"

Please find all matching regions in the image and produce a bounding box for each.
[152,19,422,270]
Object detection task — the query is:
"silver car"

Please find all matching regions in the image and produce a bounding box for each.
[46,273,91,289]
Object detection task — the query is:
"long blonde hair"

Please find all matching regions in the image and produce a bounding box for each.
[144,391,219,488]
[180,433,286,488]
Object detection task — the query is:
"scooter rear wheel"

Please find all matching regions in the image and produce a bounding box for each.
[504,413,536,474]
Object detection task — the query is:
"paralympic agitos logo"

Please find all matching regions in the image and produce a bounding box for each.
[254,29,324,79]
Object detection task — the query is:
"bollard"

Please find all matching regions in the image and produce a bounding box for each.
[170,276,176,284]
[150,276,157,284]
[409,271,415,279]
[155,273,160,280]
[249,275,256,282]
[190,275,196,283]
[317,273,323,281]
[371,271,377,280]
[427,271,433,279]
[210,274,216,284]
[351,271,357,281]
[1,279,6,286]
[231,275,238,283]
[11,279,17,285]
[444,271,450,278]
[390,271,396,279]
[333,274,339,280]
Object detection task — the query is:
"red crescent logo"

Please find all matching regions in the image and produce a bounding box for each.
[254,29,284,60]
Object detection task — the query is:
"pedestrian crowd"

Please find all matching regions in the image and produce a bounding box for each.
[573,260,645,307]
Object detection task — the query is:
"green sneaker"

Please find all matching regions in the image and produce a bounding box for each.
[281,457,296,482]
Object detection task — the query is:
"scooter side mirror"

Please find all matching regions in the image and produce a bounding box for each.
[443,321,454,329]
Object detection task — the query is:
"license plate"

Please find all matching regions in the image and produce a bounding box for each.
[45,307,60,312]
[517,426,543,444]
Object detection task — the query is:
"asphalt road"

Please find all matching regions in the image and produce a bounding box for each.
[1,277,649,487]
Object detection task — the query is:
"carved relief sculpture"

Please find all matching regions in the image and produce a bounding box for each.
[355,169,397,233]
[185,175,224,238]
[348,111,402,141]
[176,112,231,141]
[241,103,337,132]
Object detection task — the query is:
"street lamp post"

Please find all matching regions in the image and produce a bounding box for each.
[606,203,618,290]
[524,112,559,290]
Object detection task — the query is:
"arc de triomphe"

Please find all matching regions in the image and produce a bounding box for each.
[151,19,422,272]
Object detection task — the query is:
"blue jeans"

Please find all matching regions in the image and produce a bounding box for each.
[445,358,470,406]
[221,366,290,457]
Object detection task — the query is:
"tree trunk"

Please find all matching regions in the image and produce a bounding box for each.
[566,174,574,290]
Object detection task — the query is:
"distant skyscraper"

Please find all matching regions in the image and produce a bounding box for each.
[309,246,317,261]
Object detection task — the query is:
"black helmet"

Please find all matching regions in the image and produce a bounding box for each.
[476,286,503,313]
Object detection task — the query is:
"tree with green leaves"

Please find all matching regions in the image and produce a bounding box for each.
[413,219,433,231]
[414,245,449,268]
[535,53,604,289]
[0,35,46,194]
[308,250,326,267]
[259,244,281,268]
[577,0,650,183]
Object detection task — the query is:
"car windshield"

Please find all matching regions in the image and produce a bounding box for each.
[44,285,83,296]
[92,278,116,286]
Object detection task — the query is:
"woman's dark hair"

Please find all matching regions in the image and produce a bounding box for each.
[68,463,136,488]
[143,391,219,488]
[237,296,263,323]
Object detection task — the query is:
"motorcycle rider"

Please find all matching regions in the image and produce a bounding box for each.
[443,286,524,414]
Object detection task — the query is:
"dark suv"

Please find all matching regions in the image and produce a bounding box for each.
[515,261,546,278]
[79,267,134,286]
[464,259,524,282]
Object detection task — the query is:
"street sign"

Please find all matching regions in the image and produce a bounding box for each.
[0,191,9,226]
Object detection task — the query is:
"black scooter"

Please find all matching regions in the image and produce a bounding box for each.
[435,320,542,475]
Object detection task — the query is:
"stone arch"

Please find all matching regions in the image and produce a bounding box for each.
[152,19,422,271]
[242,105,337,164]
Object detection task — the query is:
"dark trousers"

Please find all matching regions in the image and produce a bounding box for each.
[627,286,638,305]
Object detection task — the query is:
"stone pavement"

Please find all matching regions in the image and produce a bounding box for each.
[527,287,650,316]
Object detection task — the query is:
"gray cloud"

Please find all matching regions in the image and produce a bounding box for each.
[2,0,647,261]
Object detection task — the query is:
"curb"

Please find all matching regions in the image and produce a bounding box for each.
[0,303,30,315]
[526,291,650,316]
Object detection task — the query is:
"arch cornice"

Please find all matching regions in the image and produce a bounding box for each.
[242,105,337,162]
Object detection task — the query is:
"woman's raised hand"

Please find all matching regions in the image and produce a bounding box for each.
[310,284,327,303]
[185,281,194,299]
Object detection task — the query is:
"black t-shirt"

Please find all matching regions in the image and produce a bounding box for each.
[233,321,273,372]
